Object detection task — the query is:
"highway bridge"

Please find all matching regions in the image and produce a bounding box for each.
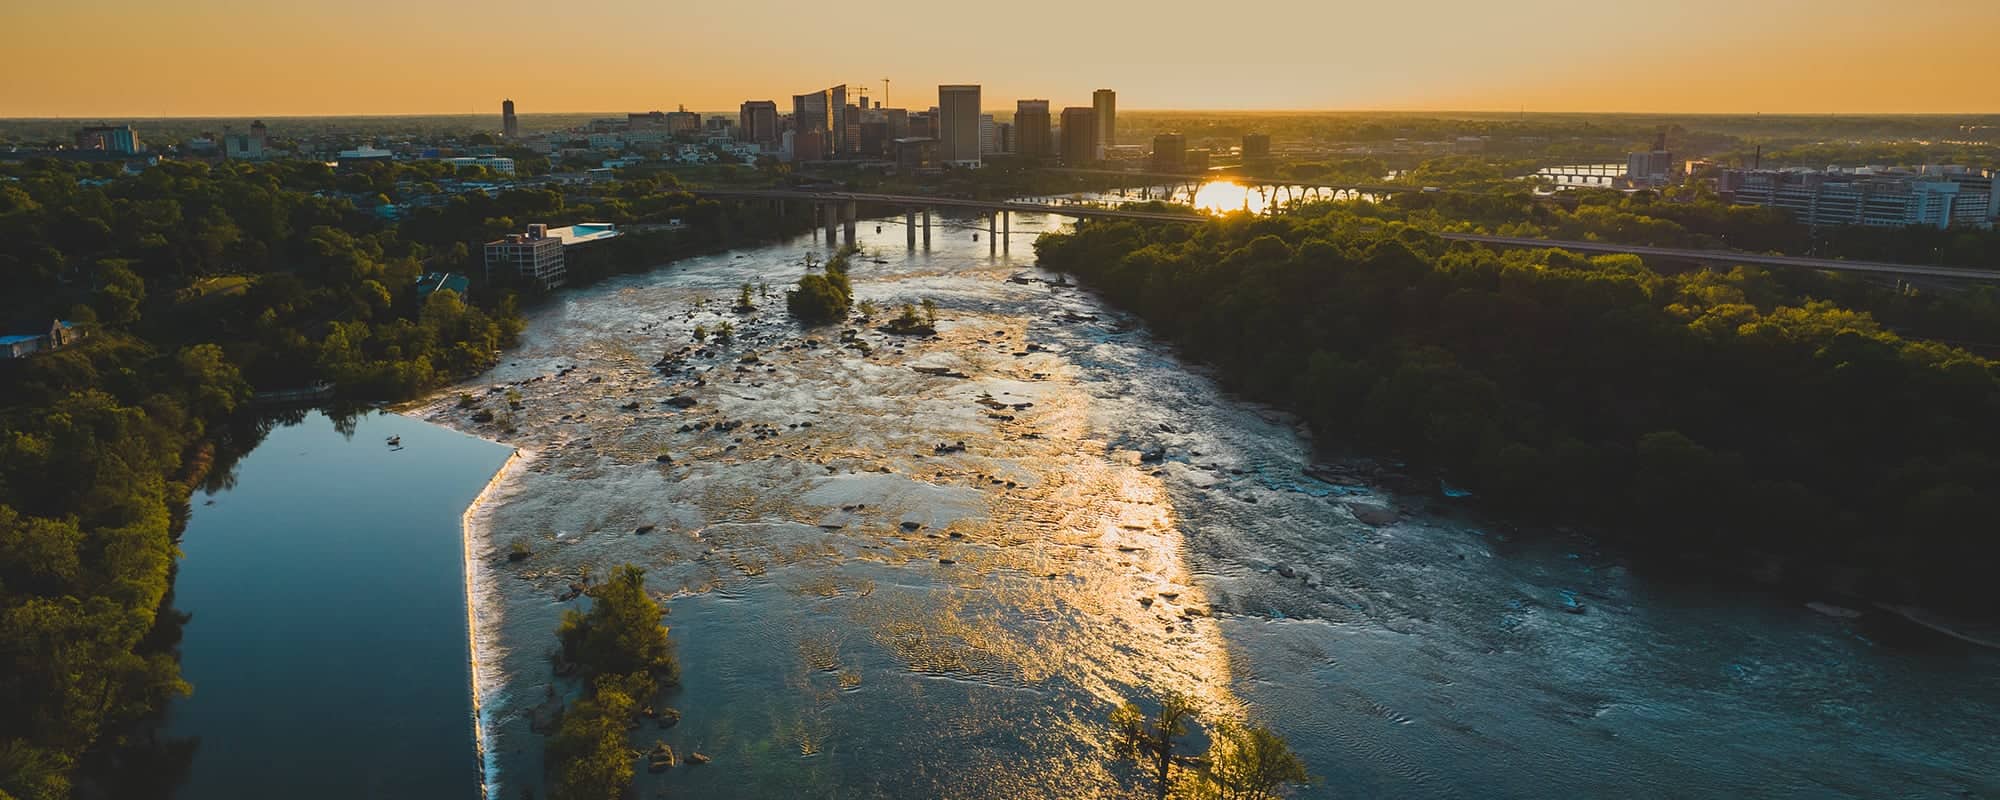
[1439,233,2000,282]
[690,188,2000,282]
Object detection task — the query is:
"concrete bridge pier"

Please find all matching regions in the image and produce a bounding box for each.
[1002,211,1010,253]
[988,213,998,256]
[905,210,917,249]
[921,210,932,250]
[822,203,837,247]
[842,201,857,247]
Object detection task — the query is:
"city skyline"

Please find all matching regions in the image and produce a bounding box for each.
[7,0,1999,117]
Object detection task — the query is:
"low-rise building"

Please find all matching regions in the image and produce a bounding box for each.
[894,137,940,172]
[438,156,516,175]
[76,125,141,154]
[0,319,85,359]
[485,224,567,288]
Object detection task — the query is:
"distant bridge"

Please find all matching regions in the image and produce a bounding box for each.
[1033,167,1420,198]
[690,188,2000,282]
[690,188,1207,223]
[1437,233,2000,282]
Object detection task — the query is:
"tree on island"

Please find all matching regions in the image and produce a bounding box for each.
[1189,723,1314,800]
[556,564,679,683]
[544,673,647,800]
[786,248,854,324]
[1112,693,1313,800]
[544,565,681,799]
[1113,693,1200,800]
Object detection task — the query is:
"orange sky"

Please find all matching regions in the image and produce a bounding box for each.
[4,0,1997,116]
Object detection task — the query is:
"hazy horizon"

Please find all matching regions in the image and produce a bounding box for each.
[8,108,2000,123]
[8,0,1998,118]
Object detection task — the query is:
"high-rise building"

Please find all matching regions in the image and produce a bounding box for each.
[996,122,1014,155]
[860,121,892,157]
[1093,89,1117,148]
[1060,107,1097,167]
[844,103,863,156]
[792,129,824,162]
[76,125,140,155]
[791,86,849,158]
[739,100,779,146]
[937,85,982,165]
[1151,133,1187,172]
[979,114,997,155]
[1242,133,1271,160]
[502,100,518,139]
[1015,100,1052,159]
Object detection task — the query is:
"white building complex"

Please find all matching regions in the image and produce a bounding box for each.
[1724,167,1996,230]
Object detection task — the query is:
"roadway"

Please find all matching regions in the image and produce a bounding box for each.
[1438,233,2000,282]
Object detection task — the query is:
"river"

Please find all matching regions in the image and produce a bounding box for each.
[162,410,513,799]
[409,209,2000,799]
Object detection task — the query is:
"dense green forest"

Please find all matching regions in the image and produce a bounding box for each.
[1036,205,2000,614]
[0,158,792,799]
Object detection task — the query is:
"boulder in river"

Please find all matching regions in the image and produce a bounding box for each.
[664,395,698,409]
[647,742,677,772]
[1342,500,1400,527]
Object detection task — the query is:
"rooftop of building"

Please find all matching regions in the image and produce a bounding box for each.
[545,222,621,245]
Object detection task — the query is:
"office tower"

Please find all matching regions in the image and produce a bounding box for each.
[739,100,779,146]
[979,114,997,155]
[1242,133,1271,160]
[937,84,981,165]
[1093,88,1116,147]
[791,85,849,158]
[845,103,862,155]
[1151,132,1187,172]
[996,122,1014,154]
[1060,107,1097,166]
[793,129,824,162]
[502,99,518,139]
[1015,100,1052,159]
[860,121,891,157]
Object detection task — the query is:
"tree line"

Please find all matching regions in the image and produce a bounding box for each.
[1036,205,1999,614]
